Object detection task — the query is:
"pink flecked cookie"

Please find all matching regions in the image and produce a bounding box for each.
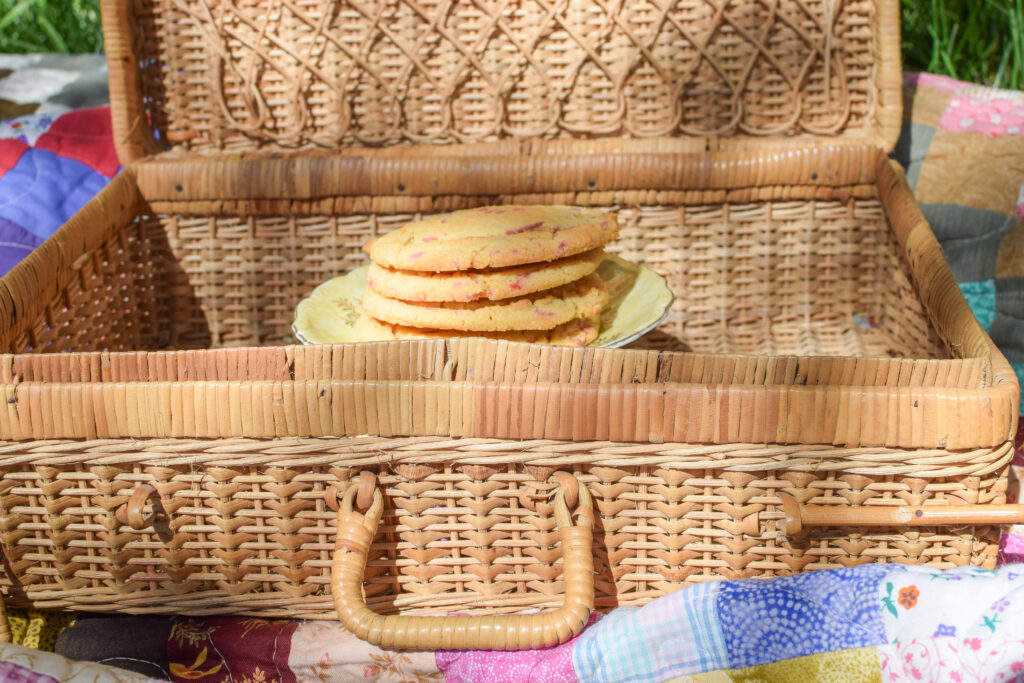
[366,248,605,302]
[365,205,618,272]
[362,273,608,332]
[355,312,600,346]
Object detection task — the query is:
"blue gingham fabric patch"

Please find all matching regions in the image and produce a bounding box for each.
[572,580,728,682]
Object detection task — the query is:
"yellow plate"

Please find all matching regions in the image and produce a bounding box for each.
[292,255,673,348]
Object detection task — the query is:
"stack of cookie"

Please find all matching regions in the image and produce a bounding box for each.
[356,205,617,346]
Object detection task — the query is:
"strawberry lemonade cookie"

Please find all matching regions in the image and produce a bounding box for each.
[366,248,605,302]
[355,205,619,346]
[362,273,608,332]
[366,205,618,272]
[355,313,600,346]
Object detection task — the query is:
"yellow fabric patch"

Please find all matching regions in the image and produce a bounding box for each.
[6,608,75,652]
[915,131,1024,212]
[665,647,881,683]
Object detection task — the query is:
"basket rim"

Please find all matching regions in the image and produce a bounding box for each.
[0,144,1015,448]
[0,372,1015,448]
[131,144,886,203]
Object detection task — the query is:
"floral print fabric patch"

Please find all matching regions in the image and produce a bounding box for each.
[879,636,1024,682]
[879,565,1024,645]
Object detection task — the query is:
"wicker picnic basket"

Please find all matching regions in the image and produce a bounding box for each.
[0,0,1018,651]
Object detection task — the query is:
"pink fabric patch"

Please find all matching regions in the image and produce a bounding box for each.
[879,637,1024,682]
[906,72,968,92]
[1017,181,1024,218]
[435,613,600,683]
[0,661,58,683]
[939,90,1024,137]
[0,138,28,177]
[34,107,120,177]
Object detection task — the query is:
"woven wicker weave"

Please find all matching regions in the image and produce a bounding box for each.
[0,0,1018,650]
[110,0,902,158]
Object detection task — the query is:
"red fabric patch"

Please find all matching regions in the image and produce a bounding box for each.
[0,138,28,178]
[34,107,119,177]
[167,617,298,683]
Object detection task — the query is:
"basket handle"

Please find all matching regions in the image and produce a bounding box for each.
[775,493,1024,536]
[115,484,161,530]
[330,472,595,651]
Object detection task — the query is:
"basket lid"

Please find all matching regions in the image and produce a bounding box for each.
[103,0,902,165]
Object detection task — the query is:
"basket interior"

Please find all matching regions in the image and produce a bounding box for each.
[23,191,946,360]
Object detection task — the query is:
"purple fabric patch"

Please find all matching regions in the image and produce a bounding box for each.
[436,613,600,683]
[1001,530,1024,565]
[0,216,43,276]
[0,148,108,241]
[0,661,58,683]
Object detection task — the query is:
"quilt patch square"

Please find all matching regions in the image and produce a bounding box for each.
[716,565,891,669]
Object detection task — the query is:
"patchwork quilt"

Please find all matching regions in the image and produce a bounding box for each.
[0,54,117,275]
[41,565,1024,682]
[2,59,1024,682]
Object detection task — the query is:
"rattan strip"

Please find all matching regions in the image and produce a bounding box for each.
[101,0,901,160]
[148,134,895,163]
[0,378,1013,448]
[133,147,884,203]
[878,160,995,362]
[0,569,996,620]
[0,437,1010,478]
[0,341,989,389]
[875,161,1020,437]
[139,185,887,219]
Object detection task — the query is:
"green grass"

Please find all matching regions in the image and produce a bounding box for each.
[0,0,1023,90]
[0,0,101,54]
[902,0,1024,90]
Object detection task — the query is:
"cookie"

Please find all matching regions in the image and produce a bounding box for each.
[362,273,608,332]
[355,313,600,346]
[366,205,617,272]
[366,248,605,302]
